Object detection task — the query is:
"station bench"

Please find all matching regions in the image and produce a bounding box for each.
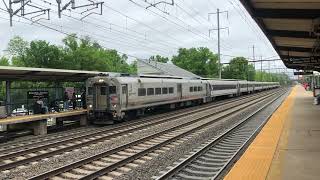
[0,109,88,135]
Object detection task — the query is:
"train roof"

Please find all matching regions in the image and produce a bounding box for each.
[113,76,206,84]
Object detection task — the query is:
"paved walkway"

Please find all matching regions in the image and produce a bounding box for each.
[224,85,320,180]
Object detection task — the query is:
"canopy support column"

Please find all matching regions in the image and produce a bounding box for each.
[5,81,11,115]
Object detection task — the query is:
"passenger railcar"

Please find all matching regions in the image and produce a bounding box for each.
[208,80,238,97]
[86,74,280,124]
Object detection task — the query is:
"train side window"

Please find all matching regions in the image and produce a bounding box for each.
[190,87,193,92]
[169,87,174,94]
[193,86,197,92]
[147,88,154,96]
[198,86,201,91]
[138,88,146,96]
[88,87,93,95]
[100,87,106,95]
[162,88,168,94]
[155,88,161,95]
[109,86,117,94]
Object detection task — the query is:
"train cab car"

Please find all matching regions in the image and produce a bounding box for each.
[86,75,209,124]
[86,75,119,124]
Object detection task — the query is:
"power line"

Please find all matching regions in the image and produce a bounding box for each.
[176,0,211,25]
[175,3,207,26]
[35,1,182,50]
[131,0,214,42]
[0,7,144,60]
[102,3,185,45]
[27,1,181,57]
[229,0,276,55]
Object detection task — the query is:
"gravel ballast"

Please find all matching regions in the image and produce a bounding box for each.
[0,90,285,179]
[114,90,289,180]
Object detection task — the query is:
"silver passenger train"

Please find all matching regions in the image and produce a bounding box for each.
[86,74,280,124]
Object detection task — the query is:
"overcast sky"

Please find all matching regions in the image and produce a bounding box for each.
[0,0,293,76]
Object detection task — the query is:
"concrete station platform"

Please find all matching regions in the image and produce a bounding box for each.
[224,85,320,180]
[0,109,88,135]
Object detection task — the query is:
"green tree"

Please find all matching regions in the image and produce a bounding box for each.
[22,40,65,68]
[128,60,137,74]
[255,71,290,85]
[62,34,132,72]
[172,47,218,77]
[222,57,255,81]
[5,36,29,57]
[0,57,9,66]
[149,55,169,63]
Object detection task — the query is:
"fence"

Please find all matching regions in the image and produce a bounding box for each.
[7,87,84,115]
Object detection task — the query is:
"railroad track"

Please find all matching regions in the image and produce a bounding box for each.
[0,89,275,155]
[26,89,284,180]
[155,89,288,180]
[0,90,277,173]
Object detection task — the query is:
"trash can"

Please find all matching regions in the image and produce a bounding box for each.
[0,101,7,119]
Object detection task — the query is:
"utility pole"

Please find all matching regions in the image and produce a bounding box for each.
[3,0,50,26]
[208,9,228,79]
[252,45,255,70]
[260,56,263,81]
[217,9,221,79]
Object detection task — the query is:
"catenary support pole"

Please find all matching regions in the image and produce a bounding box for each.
[5,81,11,115]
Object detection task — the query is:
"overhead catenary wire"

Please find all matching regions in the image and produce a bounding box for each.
[102,3,186,45]
[4,0,232,55]
[23,3,177,55]
[228,0,277,55]
[35,0,182,50]
[131,0,225,48]
[0,1,281,65]
[174,3,208,27]
[0,7,145,60]
[176,0,212,25]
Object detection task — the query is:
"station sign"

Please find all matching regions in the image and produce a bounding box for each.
[27,91,49,99]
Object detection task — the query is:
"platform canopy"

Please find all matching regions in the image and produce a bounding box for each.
[240,0,320,71]
[0,66,115,82]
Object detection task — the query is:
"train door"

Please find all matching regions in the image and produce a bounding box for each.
[206,83,211,97]
[95,84,108,110]
[177,83,182,99]
[97,84,108,110]
[121,84,128,108]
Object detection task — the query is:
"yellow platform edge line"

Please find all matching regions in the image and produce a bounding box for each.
[224,86,297,180]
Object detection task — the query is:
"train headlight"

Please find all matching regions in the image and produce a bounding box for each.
[88,104,93,108]
[113,104,117,108]
[98,79,104,83]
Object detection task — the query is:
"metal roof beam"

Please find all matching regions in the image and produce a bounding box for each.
[268,30,314,39]
[255,9,320,19]
[278,46,313,52]
[281,55,320,60]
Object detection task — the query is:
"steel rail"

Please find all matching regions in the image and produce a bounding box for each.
[156,89,287,180]
[0,89,274,154]
[28,90,283,180]
[0,90,278,171]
